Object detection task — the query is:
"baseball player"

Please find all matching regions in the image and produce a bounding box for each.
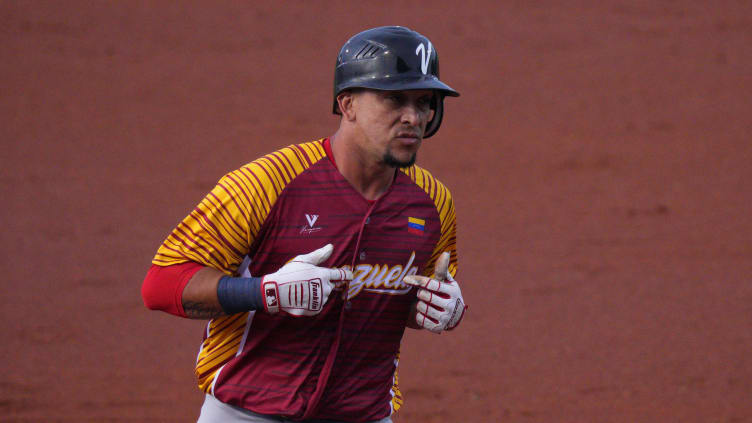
[142,26,467,423]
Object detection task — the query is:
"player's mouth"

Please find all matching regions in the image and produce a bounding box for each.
[394,131,422,145]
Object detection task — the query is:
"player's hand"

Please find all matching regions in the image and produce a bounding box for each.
[403,252,467,333]
[261,244,351,316]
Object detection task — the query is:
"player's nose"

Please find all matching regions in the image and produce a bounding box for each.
[399,103,422,127]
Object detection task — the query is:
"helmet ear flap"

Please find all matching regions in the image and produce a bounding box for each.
[333,99,341,115]
[424,95,444,139]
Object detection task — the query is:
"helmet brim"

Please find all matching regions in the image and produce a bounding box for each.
[336,75,459,97]
[333,77,459,115]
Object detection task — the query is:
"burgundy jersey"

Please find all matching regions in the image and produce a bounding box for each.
[153,139,458,422]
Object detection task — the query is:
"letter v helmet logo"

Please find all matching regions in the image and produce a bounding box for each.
[415,41,433,75]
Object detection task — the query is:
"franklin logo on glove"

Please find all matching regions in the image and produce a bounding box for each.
[310,280,321,310]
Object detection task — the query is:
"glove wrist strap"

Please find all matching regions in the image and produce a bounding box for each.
[216,276,264,314]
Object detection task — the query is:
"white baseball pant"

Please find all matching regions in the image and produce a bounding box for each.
[197,394,393,423]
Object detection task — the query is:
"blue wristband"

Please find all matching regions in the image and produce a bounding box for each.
[216,276,264,314]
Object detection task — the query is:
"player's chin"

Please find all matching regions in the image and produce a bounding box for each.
[383,150,417,168]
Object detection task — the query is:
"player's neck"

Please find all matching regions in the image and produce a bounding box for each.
[330,132,396,202]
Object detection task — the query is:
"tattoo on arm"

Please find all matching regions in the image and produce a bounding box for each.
[182,301,226,319]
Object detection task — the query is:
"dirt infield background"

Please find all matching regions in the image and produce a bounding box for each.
[2,1,751,422]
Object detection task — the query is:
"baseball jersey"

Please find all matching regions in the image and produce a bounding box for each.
[152,138,457,422]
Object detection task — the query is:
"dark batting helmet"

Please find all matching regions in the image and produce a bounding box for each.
[333,26,459,138]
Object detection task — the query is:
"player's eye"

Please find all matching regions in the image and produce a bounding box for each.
[385,93,403,104]
[417,96,433,110]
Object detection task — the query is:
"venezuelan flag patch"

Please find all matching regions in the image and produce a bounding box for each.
[407,217,425,235]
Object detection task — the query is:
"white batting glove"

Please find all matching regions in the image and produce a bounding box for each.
[262,244,351,316]
[403,252,467,333]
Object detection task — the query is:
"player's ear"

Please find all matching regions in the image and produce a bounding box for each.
[337,91,357,121]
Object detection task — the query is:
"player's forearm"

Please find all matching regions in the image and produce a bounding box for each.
[181,246,350,319]
[182,267,227,319]
[182,267,268,319]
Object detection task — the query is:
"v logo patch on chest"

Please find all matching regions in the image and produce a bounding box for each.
[301,213,322,235]
[305,214,319,227]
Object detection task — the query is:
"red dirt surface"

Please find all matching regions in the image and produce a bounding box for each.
[2,1,751,422]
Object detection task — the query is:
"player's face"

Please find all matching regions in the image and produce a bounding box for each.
[353,89,436,168]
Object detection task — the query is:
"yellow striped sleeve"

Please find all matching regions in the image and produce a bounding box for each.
[152,140,326,274]
[153,140,328,393]
[401,165,458,278]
